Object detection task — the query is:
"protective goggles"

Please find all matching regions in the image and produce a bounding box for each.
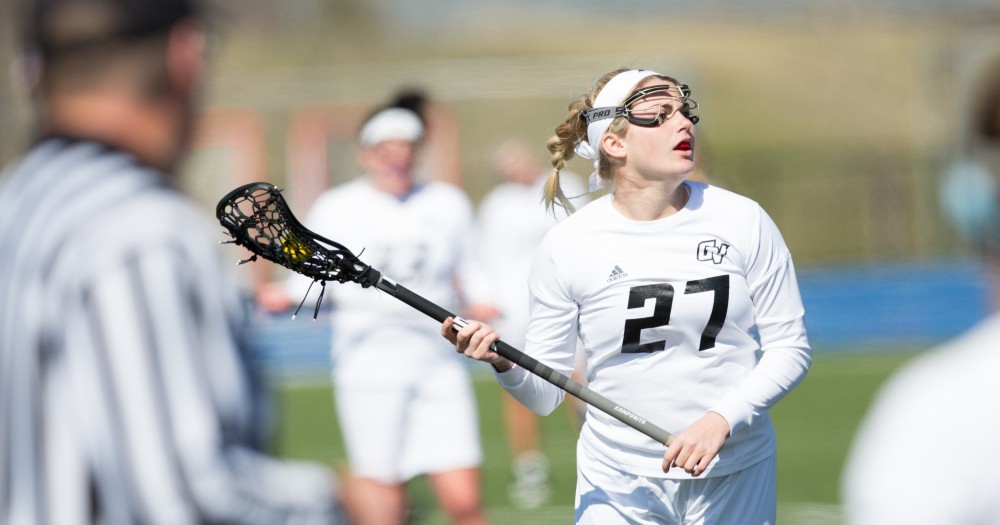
[581,84,700,127]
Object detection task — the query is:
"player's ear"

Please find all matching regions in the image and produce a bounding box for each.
[601,132,627,161]
[165,20,206,95]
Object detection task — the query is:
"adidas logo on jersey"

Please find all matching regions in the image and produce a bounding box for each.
[607,265,628,283]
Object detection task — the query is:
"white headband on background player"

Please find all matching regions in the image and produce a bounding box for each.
[359,108,424,148]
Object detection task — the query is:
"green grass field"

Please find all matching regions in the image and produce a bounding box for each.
[271,350,919,524]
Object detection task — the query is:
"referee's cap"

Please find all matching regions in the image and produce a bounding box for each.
[24,0,201,55]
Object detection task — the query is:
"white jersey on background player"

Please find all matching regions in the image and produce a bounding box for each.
[296,176,484,378]
[842,314,1000,524]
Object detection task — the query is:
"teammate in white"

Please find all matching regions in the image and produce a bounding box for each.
[476,139,587,508]
[284,105,493,525]
[444,68,811,525]
[842,58,1000,525]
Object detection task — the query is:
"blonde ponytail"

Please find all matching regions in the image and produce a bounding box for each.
[543,98,587,214]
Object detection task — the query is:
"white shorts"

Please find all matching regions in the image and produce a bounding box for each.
[333,355,482,483]
[575,443,776,525]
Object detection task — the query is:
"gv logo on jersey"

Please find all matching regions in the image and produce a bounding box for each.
[697,239,730,264]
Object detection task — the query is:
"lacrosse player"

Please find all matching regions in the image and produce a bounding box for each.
[0,0,343,523]
[842,57,1000,525]
[283,102,494,525]
[445,68,812,524]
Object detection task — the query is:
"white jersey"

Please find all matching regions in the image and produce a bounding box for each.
[498,181,811,478]
[842,313,1000,525]
[289,178,486,372]
[476,173,585,347]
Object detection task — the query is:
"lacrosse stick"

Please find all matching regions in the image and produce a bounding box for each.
[217,182,676,446]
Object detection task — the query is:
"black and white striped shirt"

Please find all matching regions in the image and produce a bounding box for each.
[0,138,340,525]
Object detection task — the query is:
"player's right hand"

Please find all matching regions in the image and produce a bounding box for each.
[442,317,512,371]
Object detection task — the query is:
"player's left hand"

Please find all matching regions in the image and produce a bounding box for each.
[661,411,731,477]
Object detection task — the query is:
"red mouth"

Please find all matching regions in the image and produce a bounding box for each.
[675,140,692,151]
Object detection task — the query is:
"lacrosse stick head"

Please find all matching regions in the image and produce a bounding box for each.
[216,182,381,287]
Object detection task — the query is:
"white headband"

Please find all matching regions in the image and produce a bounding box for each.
[574,69,661,190]
[359,108,424,148]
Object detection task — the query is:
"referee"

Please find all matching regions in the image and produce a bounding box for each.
[0,0,343,523]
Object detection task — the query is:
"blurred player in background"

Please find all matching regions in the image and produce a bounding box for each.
[0,0,344,523]
[263,99,494,525]
[475,138,587,509]
[445,67,811,524]
[842,57,1000,525]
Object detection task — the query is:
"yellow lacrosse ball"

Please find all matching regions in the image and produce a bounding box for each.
[281,235,313,261]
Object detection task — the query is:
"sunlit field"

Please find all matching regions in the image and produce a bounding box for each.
[272,351,918,525]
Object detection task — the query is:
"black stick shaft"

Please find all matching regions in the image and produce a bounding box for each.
[376,278,676,446]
